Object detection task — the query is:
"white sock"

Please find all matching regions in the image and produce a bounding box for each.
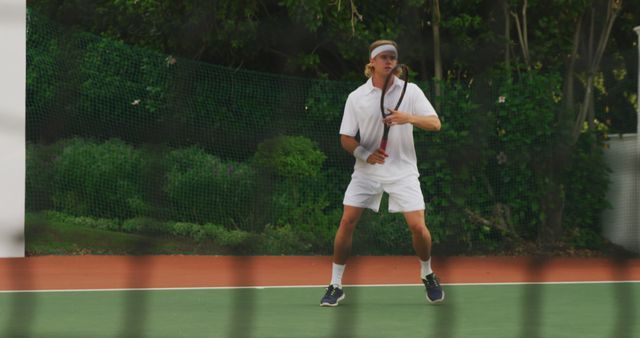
[420,258,433,279]
[330,263,346,288]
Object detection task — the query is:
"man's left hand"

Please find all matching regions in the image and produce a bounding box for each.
[384,109,413,126]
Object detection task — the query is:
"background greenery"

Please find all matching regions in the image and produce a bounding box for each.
[25,1,638,256]
[27,0,639,132]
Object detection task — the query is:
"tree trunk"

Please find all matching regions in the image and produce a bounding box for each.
[572,75,595,141]
[503,0,511,72]
[511,0,531,75]
[570,0,620,144]
[587,88,596,131]
[432,0,442,110]
[539,178,566,248]
[563,16,582,123]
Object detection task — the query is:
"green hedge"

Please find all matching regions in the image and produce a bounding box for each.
[164,146,257,228]
[27,136,340,237]
[52,138,148,219]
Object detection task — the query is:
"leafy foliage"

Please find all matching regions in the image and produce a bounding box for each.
[253,135,326,178]
[163,146,257,228]
[563,131,611,237]
[24,5,626,254]
[52,138,148,219]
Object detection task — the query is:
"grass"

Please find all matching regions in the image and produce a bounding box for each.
[25,210,636,258]
[25,212,223,255]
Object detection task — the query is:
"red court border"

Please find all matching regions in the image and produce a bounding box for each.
[0,256,639,291]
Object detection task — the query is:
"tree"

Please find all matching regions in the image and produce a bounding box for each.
[505,0,622,246]
[570,0,622,141]
[431,0,443,109]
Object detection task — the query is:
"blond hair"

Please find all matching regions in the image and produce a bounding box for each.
[364,40,401,78]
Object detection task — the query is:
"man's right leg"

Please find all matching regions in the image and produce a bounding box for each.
[320,205,364,307]
[333,205,364,265]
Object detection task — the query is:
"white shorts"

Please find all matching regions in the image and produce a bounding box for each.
[343,174,425,213]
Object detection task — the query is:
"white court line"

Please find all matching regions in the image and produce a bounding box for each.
[0,280,639,294]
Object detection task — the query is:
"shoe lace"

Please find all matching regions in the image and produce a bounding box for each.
[426,276,440,288]
[325,286,337,297]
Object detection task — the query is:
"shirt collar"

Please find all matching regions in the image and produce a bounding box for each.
[365,76,403,95]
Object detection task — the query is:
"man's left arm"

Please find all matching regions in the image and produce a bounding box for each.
[383,109,441,131]
[383,85,441,131]
[408,114,441,131]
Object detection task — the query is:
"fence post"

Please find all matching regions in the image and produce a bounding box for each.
[634,26,640,251]
[0,0,26,257]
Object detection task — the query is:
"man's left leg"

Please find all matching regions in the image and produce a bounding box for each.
[404,210,444,303]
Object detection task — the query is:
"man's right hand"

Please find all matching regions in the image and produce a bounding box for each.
[367,148,389,164]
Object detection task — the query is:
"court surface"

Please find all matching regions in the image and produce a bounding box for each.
[1,256,639,337]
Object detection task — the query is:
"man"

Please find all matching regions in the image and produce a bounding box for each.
[320,40,444,307]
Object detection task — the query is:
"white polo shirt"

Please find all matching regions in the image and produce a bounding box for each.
[339,76,437,183]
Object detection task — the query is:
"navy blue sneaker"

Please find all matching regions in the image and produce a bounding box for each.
[320,285,345,307]
[423,273,445,303]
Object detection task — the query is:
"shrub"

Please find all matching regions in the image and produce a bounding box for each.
[166,221,255,252]
[164,147,257,228]
[260,206,341,255]
[253,135,330,225]
[253,135,326,178]
[261,224,311,254]
[52,138,148,219]
[414,73,608,251]
[45,211,122,231]
[491,74,561,239]
[352,197,414,255]
[26,142,67,211]
[563,130,611,236]
[417,80,495,250]
[121,217,166,234]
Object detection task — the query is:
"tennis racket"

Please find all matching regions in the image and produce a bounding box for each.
[379,64,409,151]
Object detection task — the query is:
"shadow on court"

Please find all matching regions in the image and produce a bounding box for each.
[610,255,636,338]
[4,251,36,338]
[433,256,455,338]
[519,255,547,338]
[330,256,362,338]
[517,254,637,338]
[118,242,154,338]
[228,256,256,338]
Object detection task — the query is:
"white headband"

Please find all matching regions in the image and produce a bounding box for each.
[370,44,398,59]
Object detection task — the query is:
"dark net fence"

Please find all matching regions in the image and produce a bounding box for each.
[10,7,638,338]
[26,10,615,256]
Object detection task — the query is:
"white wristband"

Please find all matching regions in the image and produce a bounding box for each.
[353,146,372,162]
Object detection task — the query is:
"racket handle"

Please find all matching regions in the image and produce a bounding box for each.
[380,138,387,151]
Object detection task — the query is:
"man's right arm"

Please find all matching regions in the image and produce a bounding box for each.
[340,134,359,154]
[340,135,387,164]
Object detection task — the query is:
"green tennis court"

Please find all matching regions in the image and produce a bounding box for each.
[2,282,638,338]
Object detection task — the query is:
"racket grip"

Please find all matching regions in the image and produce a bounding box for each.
[380,138,387,151]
